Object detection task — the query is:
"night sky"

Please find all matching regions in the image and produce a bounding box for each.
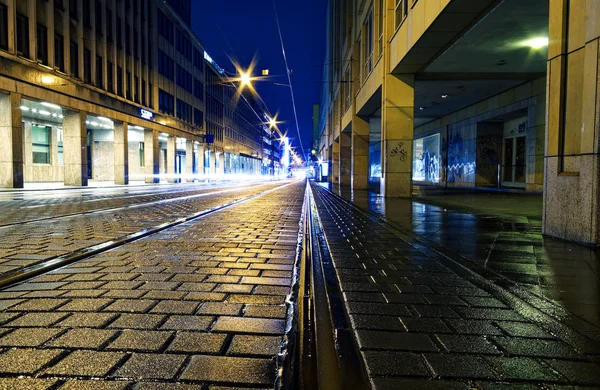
[190,0,327,156]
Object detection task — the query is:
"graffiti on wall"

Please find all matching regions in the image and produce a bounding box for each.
[447,129,476,183]
[413,134,441,183]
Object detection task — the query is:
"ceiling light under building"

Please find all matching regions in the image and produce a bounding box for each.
[523,37,548,49]
[41,102,61,109]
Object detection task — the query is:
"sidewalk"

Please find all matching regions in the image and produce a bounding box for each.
[319,183,600,342]
[311,182,600,389]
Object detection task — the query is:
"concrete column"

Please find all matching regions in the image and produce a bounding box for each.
[352,116,370,190]
[218,153,225,176]
[0,93,24,188]
[144,129,159,183]
[185,140,194,181]
[114,122,129,185]
[331,139,340,184]
[543,0,600,244]
[380,73,414,197]
[340,132,352,186]
[209,148,216,177]
[197,143,205,176]
[166,135,177,183]
[63,110,88,186]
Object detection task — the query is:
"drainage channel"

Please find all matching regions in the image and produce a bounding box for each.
[0,181,296,290]
[0,182,271,228]
[288,184,370,390]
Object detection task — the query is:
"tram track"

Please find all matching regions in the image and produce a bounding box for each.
[0,182,276,229]
[0,180,299,290]
[0,181,273,228]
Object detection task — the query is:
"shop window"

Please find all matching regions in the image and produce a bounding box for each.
[32,125,51,164]
[413,134,441,183]
[57,128,64,165]
[139,142,145,166]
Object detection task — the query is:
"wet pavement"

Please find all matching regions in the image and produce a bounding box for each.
[0,181,287,277]
[321,183,600,342]
[0,180,304,389]
[310,182,600,389]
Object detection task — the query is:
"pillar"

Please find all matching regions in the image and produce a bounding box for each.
[144,129,159,183]
[197,143,205,177]
[218,152,225,176]
[166,135,177,183]
[0,93,24,188]
[340,132,351,186]
[63,110,88,186]
[209,148,216,177]
[185,139,194,181]
[331,139,340,184]
[352,116,370,190]
[114,122,129,185]
[543,0,600,244]
[380,73,414,197]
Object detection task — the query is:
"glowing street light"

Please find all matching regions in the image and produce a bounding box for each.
[239,71,252,88]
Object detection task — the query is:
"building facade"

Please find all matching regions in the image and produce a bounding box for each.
[0,0,272,188]
[318,0,600,245]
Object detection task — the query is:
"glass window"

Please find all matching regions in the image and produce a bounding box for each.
[395,0,409,29]
[96,56,103,88]
[0,3,8,51]
[57,128,64,165]
[139,142,144,166]
[83,48,91,83]
[55,33,65,72]
[70,41,79,76]
[37,24,48,64]
[95,0,102,35]
[413,134,441,183]
[32,125,51,164]
[16,13,29,58]
[107,61,114,93]
[117,66,123,96]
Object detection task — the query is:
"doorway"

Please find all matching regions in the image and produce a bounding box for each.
[502,135,526,188]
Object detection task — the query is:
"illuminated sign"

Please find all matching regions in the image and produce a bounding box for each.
[140,109,154,120]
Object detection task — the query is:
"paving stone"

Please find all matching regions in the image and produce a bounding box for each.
[372,378,471,390]
[214,284,254,293]
[0,377,58,390]
[46,350,126,377]
[150,300,198,314]
[112,353,186,380]
[7,298,69,311]
[61,289,108,298]
[347,302,412,316]
[356,330,439,352]
[491,337,585,359]
[177,282,215,292]
[59,380,131,390]
[227,294,286,305]
[399,317,453,333]
[495,321,555,338]
[5,282,68,291]
[0,348,64,374]
[363,351,432,377]
[424,354,497,379]
[50,328,118,348]
[543,359,600,385]
[168,332,227,354]
[57,298,114,312]
[56,313,118,328]
[460,296,509,308]
[133,383,203,390]
[180,355,276,385]
[198,302,243,316]
[435,334,501,355]
[4,312,69,327]
[0,327,63,347]
[160,315,214,331]
[103,299,157,313]
[107,330,172,352]
[143,290,187,300]
[445,319,504,335]
[212,316,286,335]
[102,290,147,299]
[0,312,19,325]
[227,335,282,356]
[107,313,166,329]
[245,305,288,319]
[484,356,562,381]
[454,308,525,321]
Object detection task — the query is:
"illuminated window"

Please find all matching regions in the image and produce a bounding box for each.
[32,125,51,164]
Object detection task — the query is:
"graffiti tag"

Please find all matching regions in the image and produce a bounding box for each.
[390,141,408,162]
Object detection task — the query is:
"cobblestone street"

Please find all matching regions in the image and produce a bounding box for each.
[1,180,600,389]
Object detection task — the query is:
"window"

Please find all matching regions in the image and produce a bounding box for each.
[134,75,139,103]
[194,108,204,127]
[106,8,113,42]
[158,51,174,80]
[95,0,102,35]
[378,0,384,56]
[70,41,79,76]
[126,71,132,99]
[83,48,91,83]
[117,66,123,96]
[141,80,146,105]
[125,24,131,54]
[69,0,78,19]
[158,11,173,43]
[176,29,191,59]
[176,65,192,93]
[55,33,65,71]
[116,17,122,49]
[96,56,103,88]
[36,24,48,64]
[107,61,114,93]
[32,125,51,164]
[83,0,91,28]
[0,3,8,51]
[194,78,204,100]
[363,10,373,77]
[395,0,409,29]
[193,48,203,69]
[159,89,174,115]
[16,13,29,57]
[176,99,192,123]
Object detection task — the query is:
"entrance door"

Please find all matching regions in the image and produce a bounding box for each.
[502,136,526,188]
